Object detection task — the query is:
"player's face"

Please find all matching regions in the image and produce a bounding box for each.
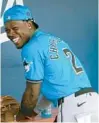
[5,20,32,49]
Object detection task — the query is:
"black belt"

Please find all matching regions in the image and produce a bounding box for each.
[75,87,94,97]
[58,87,94,106]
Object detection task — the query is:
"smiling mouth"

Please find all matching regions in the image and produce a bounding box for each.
[12,37,20,44]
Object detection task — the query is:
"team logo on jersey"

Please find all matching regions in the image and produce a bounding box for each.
[23,58,33,72]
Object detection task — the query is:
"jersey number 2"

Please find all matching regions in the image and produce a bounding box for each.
[63,48,83,75]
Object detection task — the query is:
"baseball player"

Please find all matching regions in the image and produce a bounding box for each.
[3,5,98,122]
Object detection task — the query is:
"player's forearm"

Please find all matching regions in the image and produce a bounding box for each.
[20,81,41,117]
[20,92,38,116]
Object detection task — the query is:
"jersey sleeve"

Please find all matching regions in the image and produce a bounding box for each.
[21,46,44,83]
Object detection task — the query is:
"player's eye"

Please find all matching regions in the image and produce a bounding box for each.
[12,27,19,31]
[5,28,10,33]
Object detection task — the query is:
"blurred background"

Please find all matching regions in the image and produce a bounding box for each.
[1,0,98,102]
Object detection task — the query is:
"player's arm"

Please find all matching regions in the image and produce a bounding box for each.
[21,81,41,115]
[17,44,44,120]
[16,80,41,121]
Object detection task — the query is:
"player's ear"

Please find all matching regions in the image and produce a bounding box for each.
[26,21,32,29]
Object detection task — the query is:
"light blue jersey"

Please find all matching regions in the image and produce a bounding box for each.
[21,29,91,101]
